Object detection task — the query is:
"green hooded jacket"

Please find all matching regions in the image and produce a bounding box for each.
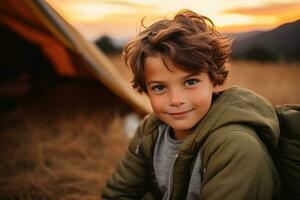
[102,86,281,200]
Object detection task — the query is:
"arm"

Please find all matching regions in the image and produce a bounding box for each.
[101,123,151,199]
[200,129,279,200]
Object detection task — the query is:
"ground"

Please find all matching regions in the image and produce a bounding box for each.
[0,77,130,200]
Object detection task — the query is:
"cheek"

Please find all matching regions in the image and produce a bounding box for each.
[148,95,164,113]
[189,91,204,101]
[189,91,213,106]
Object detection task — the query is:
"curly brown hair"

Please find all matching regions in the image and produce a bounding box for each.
[124,9,231,93]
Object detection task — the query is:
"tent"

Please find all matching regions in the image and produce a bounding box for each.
[0,0,151,113]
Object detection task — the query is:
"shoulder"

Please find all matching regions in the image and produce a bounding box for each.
[137,113,162,137]
[203,125,270,162]
[127,113,162,158]
[200,126,277,187]
[199,126,280,200]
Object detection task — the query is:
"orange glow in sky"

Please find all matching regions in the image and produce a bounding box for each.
[46,0,300,41]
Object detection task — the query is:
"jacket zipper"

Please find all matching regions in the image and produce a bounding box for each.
[166,153,179,200]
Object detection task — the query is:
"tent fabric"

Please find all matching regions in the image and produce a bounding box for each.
[0,0,151,113]
[0,15,76,76]
[0,1,75,76]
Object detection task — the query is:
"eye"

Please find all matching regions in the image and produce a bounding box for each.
[184,79,199,87]
[151,85,166,94]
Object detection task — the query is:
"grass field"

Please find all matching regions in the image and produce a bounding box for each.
[225,60,300,105]
[0,57,299,199]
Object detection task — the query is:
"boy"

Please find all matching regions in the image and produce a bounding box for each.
[102,10,281,199]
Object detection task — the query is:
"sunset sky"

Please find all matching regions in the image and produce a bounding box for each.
[46,0,300,42]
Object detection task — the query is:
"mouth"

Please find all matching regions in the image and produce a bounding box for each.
[167,109,194,118]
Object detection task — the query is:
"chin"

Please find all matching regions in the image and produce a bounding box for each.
[169,122,195,131]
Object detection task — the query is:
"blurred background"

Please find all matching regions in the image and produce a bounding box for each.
[0,0,299,199]
[48,0,300,104]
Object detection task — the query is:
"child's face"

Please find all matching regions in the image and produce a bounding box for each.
[144,55,219,138]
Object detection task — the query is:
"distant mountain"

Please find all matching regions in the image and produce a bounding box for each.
[231,19,300,62]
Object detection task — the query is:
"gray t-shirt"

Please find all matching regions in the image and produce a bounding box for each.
[153,124,202,200]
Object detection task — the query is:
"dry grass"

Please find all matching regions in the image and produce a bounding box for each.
[0,113,127,200]
[0,79,129,200]
[226,61,300,105]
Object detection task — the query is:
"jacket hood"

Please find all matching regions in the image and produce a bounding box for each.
[191,86,280,149]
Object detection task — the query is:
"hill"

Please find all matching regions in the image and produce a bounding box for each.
[231,19,300,62]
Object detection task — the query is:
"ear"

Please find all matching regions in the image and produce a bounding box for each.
[213,84,222,93]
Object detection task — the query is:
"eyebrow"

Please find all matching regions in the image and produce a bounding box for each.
[146,72,202,86]
[182,72,202,79]
[147,80,164,86]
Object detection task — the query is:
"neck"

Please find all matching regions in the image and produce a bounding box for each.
[172,129,190,140]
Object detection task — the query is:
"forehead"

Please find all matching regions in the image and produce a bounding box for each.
[145,55,170,68]
[144,55,177,77]
[144,55,184,74]
[144,52,203,73]
[144,55,201,82]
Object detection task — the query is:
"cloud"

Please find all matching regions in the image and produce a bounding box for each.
[224,2,300,16]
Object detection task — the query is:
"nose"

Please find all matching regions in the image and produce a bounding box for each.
[169,88,185,107]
